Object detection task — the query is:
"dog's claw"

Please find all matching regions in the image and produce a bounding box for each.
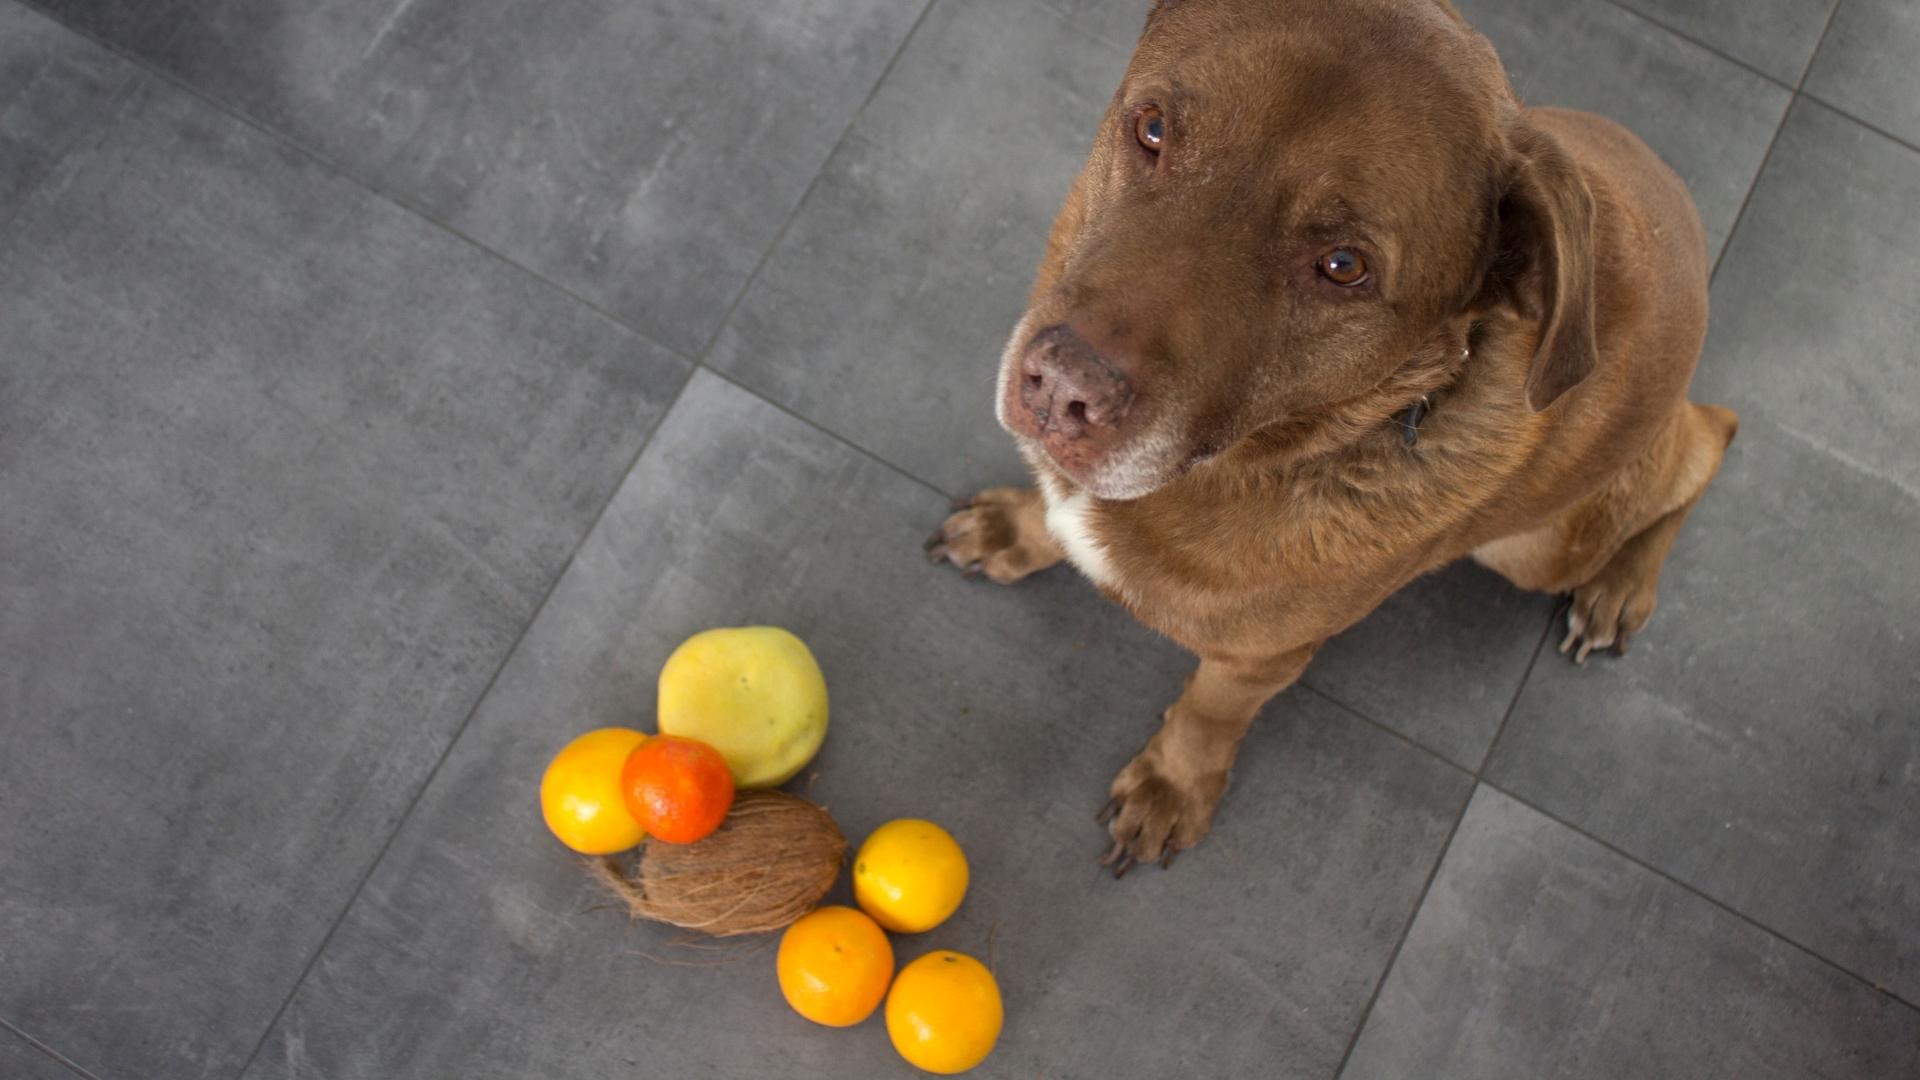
[1096,797,1122,825]
[1112,854,1135,879]
[1558,610,1586,657]
[1161,847,1180,871]
[1099,839,1127,867]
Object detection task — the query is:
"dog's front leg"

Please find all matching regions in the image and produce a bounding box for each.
[1099,643,1318,875]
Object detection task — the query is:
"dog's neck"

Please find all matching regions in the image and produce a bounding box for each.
[1235,326,1474,468]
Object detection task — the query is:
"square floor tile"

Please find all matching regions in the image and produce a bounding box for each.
[1804,0,1920,148]
[1486,414,1920,1000]
[129,0,928,356]
[0,2,131,220]
[1614,0,1836,83]
[1691,100,1920,507]
[1455,0,1792,262]
[709,0,1131,497]
[244,372,1473,1080]
[0,74,687,1078]
[1344,787,1920,1080]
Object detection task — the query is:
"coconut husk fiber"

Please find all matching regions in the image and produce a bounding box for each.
[590,789,845,937]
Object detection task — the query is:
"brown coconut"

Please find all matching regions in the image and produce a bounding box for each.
[590,789,845,936]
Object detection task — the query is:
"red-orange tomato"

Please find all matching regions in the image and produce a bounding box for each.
[620,735,735,844]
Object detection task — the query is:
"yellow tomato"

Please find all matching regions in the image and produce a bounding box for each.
[539,728,648,854]
[885,951,1002,1074]
[853,819,969,934]
[657,627,829,788]
[776,905,895,1027]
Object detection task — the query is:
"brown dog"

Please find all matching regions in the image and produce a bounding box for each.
[926,0,1738,874]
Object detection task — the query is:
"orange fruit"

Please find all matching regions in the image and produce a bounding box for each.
[540,728,648,854]
[619,735,735,844]
[853,819,969,933]
[776,905,895,1027]
[885,951,1002,1074]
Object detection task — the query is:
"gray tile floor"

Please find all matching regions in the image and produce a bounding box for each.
[2,1,1915,1077]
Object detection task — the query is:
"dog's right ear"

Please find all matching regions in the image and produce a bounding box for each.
[1489,122,1599,412]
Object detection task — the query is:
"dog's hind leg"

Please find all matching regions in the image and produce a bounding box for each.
[925,486,1066,584]
[1555,401,1738,662]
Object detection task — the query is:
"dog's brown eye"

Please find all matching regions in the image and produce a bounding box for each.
[1134,107,1166,153]
[1318,248,1369,286]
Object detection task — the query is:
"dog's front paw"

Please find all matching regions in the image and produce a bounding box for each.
[1096,739,1228,877]
[1559,563,1660,664]
[923,487,1062,584]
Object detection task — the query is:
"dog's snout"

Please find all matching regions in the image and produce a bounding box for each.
[1019,325,1135,440]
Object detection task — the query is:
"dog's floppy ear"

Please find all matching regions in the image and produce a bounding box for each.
[1495,122,1599,411]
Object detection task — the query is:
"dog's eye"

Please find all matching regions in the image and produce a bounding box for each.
[1134,107,1166,154]
[1318,248,1369,286]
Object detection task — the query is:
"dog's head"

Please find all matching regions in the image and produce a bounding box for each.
[998,0,1597,499]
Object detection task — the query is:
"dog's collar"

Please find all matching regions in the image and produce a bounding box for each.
[1396,343,1470,447]
[1398,395,1433,447]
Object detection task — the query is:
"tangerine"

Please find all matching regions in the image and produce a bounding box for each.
[619,735,734,844]
[776,905,895,1027]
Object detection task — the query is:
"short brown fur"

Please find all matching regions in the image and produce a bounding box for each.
[927,0,1736,873]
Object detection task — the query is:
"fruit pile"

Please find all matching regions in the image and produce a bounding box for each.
[538,626,1002,1075]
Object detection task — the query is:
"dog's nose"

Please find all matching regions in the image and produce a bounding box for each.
[1018,325,1135,440]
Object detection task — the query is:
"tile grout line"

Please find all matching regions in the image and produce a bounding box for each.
[679,0,958,505]
[700,364,960,501]
[1799,92,1920,158]
[1327,608,1556,1079]
[1789,0,1845,89]
[226,360,698,1080]
[1296,682,1476,777]
[686,0,940,366]
[0,1018,104,1080]
[1329,780,1480,1080]
[1708,1,1842,285]
[1481,778,1920,1019]
[1608,0,1920,159]
[1599,0,1796,92]
[1474,607,1558,776]
[227,3,942,1074]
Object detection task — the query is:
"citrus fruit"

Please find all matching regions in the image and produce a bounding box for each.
[885,951,1002,1074]
[540,728,648,854]
[776,905,895,1027]
[853,819,969,933]
[619,735,735,844]
[656,627,829,788]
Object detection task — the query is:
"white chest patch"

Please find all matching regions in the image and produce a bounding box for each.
[1042,485,1119,588]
